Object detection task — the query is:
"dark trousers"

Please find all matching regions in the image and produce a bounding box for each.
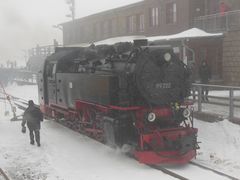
[201,86,209,101]
[29,129,40,145]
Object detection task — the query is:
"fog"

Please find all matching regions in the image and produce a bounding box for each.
[0,0,141,66]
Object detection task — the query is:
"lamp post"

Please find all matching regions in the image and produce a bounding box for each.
[65,0,75,21]
[53,25,63,31]
[52,25,63,47]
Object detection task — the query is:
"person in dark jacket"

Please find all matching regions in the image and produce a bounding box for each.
[22,100,43,146]
[199,61,211,101]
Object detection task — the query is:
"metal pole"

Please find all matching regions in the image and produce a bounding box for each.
[192,87,196,100]
[229,89,234,120]
[203,18,205,30]
[65,0,75,21]
[181,39,195,66]
[214,15,217,32]
[198,86,202,113]
[72,0,75,21]
[226,12,229,31]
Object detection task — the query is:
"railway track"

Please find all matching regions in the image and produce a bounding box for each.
[150,165,188,180]
[189,161,239,180]
[0,168,10,180]
[11,97,240,180]
[150,162,239,180]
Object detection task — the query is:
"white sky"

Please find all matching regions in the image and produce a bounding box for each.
[0,0,141,66]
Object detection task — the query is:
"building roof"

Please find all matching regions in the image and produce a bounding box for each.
[63,28,223,47]
[61,1,144,26]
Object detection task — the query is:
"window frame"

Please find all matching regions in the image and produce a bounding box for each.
[150,7,159,27]
[166,2,177,24]
[127,15,136,33]
[139,14,145,32]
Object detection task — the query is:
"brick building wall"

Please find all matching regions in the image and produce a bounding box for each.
[62,0,192,46]
[223,31,240,86]
[62,0,240,46]
[62,1,145,45]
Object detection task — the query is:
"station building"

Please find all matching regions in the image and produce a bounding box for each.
[61,0,240,86]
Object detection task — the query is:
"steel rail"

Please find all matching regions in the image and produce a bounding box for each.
[0,168,10,180]
[126,154,189,180]
[190,162,239,180]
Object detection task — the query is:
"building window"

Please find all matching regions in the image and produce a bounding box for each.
[150,7,159,27]
[93,23,101,40]
[69,29,74,44]
[93,23,97,39]
[80,26,85,41]
[75,24,81,42]
[127,15,136,33]
[64,27,71,45]
[108,19,112,36]
[102,21,109,38]
[111,19,117,36]
[139,14,145,32]
[166,2,177,24]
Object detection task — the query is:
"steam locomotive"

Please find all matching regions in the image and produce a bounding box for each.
[38,39,198,164]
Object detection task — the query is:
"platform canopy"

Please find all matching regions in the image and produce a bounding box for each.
[65,28,223,47]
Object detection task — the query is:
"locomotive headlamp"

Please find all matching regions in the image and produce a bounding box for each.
[147,112,156,122]
[164,53,172,62]
[183,108,191,118]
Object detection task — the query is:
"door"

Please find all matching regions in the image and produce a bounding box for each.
[45,62,57,105]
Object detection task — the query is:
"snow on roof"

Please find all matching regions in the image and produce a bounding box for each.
[93,28,223,45]
[63,28,223,48]
[148,28,223,42]
[65,43,92,47]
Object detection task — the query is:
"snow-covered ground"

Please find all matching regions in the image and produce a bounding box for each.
[195,102,240,118]
[194,119,240,177]
[208,90,240,97]
[0,84,240,179]
[5,83,39,104]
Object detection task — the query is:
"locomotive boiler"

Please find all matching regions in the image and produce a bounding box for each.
[38,40,198,164]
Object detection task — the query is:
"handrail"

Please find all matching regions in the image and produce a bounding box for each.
[192,83,240,90]
[194,10,240,32]
[191,83,240,121]
[195,10,240,20]
[28,45,58,57]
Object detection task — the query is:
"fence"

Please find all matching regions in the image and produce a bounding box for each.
[191,83,240,120]
[28,45,56,57]
[194,10,240,33]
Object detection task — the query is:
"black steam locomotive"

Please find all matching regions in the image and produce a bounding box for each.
[38,40,198,164]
